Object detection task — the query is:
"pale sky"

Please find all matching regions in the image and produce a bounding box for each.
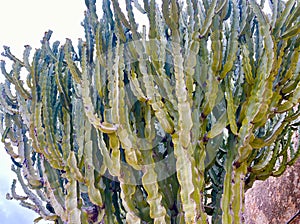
[0,1,85,223]
[0,1,147,223]
[0,1,275,223]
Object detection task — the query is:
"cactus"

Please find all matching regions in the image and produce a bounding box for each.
[1,0,300,223]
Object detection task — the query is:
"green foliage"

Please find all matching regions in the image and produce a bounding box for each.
[1,0,300,223]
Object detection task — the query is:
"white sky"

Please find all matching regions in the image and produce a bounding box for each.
[0,0,275,223]
[0,1,147,223]
[0,0,85,60]
[0,1,85,223]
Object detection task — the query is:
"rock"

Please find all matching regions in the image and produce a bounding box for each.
[244,159,300,224]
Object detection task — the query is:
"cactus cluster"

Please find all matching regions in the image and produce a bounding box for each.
[1,0,300,223]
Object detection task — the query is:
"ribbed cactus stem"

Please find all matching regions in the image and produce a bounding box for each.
[0,0,300,223]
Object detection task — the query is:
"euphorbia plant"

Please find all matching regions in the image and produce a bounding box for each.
[1,0,300,223]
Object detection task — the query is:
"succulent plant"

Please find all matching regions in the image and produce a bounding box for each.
[1,0,300,223]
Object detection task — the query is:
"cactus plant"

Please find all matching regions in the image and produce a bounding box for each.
[1,0,300,223]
